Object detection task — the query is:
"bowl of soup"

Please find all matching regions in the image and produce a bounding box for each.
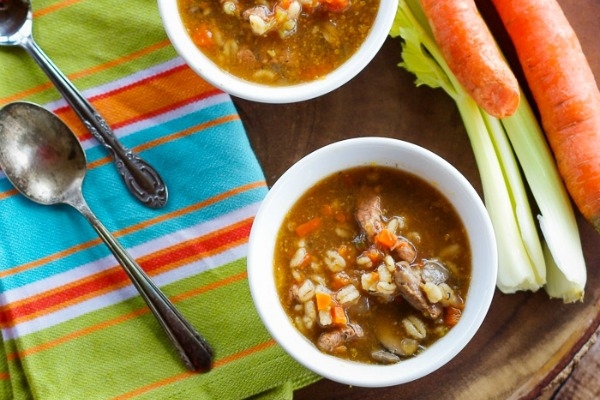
[157,0,397,103]
[247,137,497,387]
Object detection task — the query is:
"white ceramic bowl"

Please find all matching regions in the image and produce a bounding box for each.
[157,0,397,103]
[247,137,497,387]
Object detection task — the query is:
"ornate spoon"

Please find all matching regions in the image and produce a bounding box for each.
[0,102,212,371]
[0,0,168,208]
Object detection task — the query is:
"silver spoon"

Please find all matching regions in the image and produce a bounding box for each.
[0,101,213,372]
[0,0,168,209]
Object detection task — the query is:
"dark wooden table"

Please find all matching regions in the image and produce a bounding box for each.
[233,1,600,398]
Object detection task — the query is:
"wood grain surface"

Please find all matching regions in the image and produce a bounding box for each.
[233,1,600,398]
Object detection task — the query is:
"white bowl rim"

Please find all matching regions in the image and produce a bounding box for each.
[247,137,498,387]
[157,0,398,103]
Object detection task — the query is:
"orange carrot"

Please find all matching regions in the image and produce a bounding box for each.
[297,253,312,269]
[315,292,332,311]
[365,248,382,264]
[322,0,350,12]
[491,0,600,233]
[334,210,347,223]
[295,217,322,237]
[374,228,397,249]
[321,204,333,216]
[331,306,348,325]
[420,0,520,118]
[191,25,214,48]
[331,272,352,290]
[337,244,349,258]
[444,306,462,327]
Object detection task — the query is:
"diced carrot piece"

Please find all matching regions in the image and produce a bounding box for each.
[331,272,352,290]
[366,248,382,263]
[333,345,347,354]
[337,244,349,258]
[334,211,346,223]
[445,306,462,327]
[322,0,349,12]
[374,228,397,249]
[288,247,311,268]
[321,204,333,216]
[295,217,322,237]
[315,292,332,311]
[298,253,312,269]
[331,306,348,325]
[192,25,214,48]
[299,62,335,81]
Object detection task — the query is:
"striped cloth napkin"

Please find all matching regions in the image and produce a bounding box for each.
[0,0,319,398]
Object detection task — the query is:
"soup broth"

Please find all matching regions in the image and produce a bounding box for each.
[178,0,379,85]
[274,166,472,364]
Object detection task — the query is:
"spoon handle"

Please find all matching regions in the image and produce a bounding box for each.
[74,201,213,372]
[20,37,168,209]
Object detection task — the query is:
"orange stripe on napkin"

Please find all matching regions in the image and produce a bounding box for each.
[34,0,83,17]
[144,220,251,276]
[136,114,240,152]
[8,307,148,362]
[0,82,55,104]
[0,219,253,327]
[0,188,19,200]
[0,0,176,107]
[0,181,264,279]
[7,271,249,361]
[54,65,219,141]
[112,339,278,400]
[0,112,240,200]
[94,66,218,128]
[66,40,173,84]
[87,114,239,170]
[0,238,103,279]
[0,39,173,105]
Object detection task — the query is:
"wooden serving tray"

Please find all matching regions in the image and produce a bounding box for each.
[234,1,600,397]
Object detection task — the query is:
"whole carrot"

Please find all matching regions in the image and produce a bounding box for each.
[492,0,600,233]
[419,0,520,118]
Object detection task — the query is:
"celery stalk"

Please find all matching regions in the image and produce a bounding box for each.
[502,97,586,302]
[480,109,546,293]
[481,112,546,288]
[458,99,544,292]
[390,0,581,294]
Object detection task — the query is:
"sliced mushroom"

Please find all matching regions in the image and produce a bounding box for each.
[374,312,421,357]
[371,349,401,364]
[421,259,450,284]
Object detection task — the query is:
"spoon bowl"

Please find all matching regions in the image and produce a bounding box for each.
[0,0,29,43]
[0,0,167,208]
[0,101,213,372]
[0,100,86,205]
